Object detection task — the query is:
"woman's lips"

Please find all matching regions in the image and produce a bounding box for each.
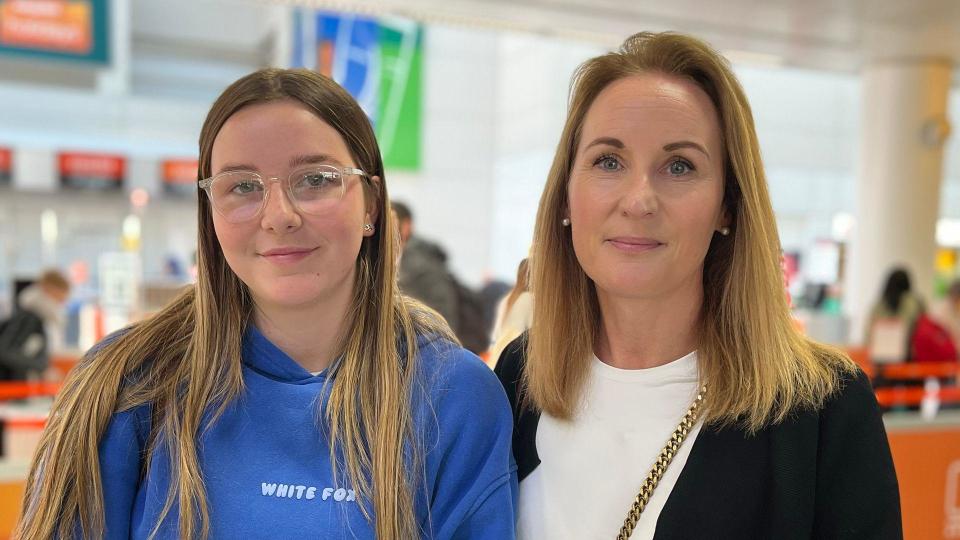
[606,237,664,252]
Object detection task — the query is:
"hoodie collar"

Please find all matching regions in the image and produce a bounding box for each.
[241,325,449,383]
[241,325,336,383]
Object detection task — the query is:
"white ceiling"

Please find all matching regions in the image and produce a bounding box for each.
[132,0,276,53]
[6,0,958,99]
[281,0,960,74]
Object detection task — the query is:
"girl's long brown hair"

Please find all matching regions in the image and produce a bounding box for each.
[17,68,451,539]
[526,32,855,432]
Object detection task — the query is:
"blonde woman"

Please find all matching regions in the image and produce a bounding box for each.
[488,258,533,367]
[18,69,516,539]
[495,32,901,539]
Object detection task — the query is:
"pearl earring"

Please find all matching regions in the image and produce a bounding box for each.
[561,218,571,226]
[719,227,730,236]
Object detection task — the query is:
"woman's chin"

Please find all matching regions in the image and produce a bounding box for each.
[593,273,664,300]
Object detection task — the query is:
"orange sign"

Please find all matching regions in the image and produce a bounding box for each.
[888,426,960,539]
[0,0,92,54]
[162,159,199,185]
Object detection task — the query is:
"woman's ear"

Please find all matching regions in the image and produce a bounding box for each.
[718,204,732,231]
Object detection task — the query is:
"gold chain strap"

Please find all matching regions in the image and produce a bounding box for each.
[616,385,706,540]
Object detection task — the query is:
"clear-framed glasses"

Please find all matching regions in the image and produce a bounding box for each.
[198,164,369,223]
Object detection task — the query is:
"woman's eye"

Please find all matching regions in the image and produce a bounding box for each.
[594,155,622,172]
[667,159,694,176]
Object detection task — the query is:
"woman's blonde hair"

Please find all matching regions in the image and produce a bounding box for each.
[500,258,530,326]
[526,31,855,432]
[17,68,451,539]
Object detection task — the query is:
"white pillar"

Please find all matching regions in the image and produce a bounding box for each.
[96,0,130,95]
[268,4,293,68]
[846,59,952,344]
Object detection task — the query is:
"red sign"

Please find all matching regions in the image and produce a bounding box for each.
[58,151,125,190]
[0,147,10,172]
[161,159,198,185]
[0,0,93,54]
[162,158,198,197]
[0,147,11,184]
[59,152,123,178]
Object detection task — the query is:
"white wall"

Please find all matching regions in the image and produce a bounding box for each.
[489,33,603,281]
[389,30,602,284]
[736,65,861,252]
[941,90,960,219]
[388,26,500,286]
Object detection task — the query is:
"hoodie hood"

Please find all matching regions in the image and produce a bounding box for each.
[18,284,64,326]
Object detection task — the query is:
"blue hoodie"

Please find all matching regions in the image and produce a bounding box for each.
[95,326,517,538]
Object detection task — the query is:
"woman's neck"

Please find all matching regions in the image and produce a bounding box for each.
[594,281,702,370]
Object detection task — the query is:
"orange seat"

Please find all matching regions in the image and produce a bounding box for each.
[874,385,960,408]
[877,362,960,380]
[843,347,875,378]
[0,382,61,401]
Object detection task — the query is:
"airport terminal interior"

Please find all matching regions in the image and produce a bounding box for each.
[1,0,960,538]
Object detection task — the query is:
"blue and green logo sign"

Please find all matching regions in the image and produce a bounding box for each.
[293,10,423,171]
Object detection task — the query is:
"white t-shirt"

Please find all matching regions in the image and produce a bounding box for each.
[517,351,702,540]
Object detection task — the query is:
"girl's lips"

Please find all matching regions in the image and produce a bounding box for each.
[259,247,317,264]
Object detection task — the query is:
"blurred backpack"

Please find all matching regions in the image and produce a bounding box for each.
[0,309,48,377]
[910,314,958,363]
[452,279,489,355]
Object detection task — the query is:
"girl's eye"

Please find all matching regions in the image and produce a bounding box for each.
[302,173,335,188]
[231,181,259,194]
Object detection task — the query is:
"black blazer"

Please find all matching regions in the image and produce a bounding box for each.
[494,337,903,539]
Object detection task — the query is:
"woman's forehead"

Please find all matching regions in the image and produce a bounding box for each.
[579,74,721,149]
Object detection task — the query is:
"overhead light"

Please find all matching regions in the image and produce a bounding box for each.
[122,214,142,251]
[831,212,855,242]
[40,209,58,245]
[937,218,960,248]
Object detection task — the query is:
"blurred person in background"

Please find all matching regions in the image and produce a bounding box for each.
[17,68,516,540]
[496,31,900,539]
[488,258,533,368]
[392,201,458,329]
[931,279,960,352]
[479,274,511,343]
[866,267,926,361]
[393,201,488,353]
[0,269,70,381]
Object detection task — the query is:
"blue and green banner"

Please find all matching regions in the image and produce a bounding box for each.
[293,10,423,171]
[0,0,109,65]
